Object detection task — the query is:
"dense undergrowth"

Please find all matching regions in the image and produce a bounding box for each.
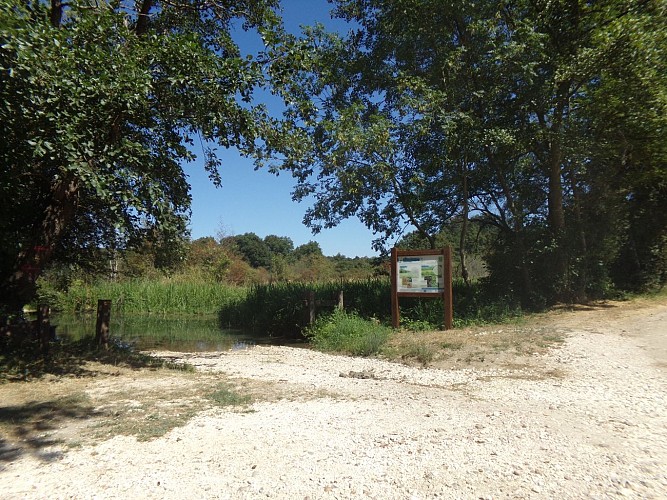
[305,309,392,356]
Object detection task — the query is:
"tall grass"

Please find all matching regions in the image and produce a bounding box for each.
[52,277,524,339]
[55,279,246,316]
[400,279,523,328]
[220,278,523,337]
[218,279,391,337]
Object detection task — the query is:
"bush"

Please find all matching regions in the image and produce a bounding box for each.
[306,310,391,356]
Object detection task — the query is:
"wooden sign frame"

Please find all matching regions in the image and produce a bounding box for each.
[390,247,453,330]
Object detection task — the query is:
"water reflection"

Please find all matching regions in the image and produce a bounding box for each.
[53,314,305,352]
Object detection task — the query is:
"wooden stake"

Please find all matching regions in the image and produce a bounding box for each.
[38,304,50,357]
[96,299,111,349]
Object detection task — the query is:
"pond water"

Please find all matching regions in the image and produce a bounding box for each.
[53,314,307,352]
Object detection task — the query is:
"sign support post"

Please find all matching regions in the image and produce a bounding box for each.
[391,247,453,330]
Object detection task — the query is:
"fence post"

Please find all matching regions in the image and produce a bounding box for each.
[38,304,50,357]
[337,290,344,310]
[96,299,111,349]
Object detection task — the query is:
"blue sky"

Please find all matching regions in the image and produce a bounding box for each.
[185,1,394,258]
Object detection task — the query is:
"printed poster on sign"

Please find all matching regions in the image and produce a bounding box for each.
[397,255,444,293]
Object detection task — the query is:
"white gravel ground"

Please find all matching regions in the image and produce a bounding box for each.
[1,301,666,499]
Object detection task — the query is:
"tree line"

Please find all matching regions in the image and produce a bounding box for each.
[36,232,384,301]
[2,0,665,313]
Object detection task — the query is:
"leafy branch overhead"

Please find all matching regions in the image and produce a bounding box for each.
[266,0,667,303]
[1,0,665,311]
[0,0,285,307]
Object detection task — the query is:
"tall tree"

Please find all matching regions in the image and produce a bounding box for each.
[232,233,272,268]
[0,0,283,308]
[267,0,667,304]
[263,235,294,257]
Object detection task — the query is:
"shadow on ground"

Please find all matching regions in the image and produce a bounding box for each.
[0,337,181,464]
[552,301,619,312]
[0,395,101,464]
[1,337,169,382]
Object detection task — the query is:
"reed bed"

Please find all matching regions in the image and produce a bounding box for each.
[54,278,522,340]
[57,280,246,316]
[218,278,522,337]
[219,279,392,338]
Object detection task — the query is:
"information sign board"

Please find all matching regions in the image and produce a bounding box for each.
[390,247,453,329]
[397,254,444,293]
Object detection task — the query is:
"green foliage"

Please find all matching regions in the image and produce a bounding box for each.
[403,342,436,367]
[219,277,523,337]
[263,235,294,257]
[293,241,323,259]
[0,0,283,307]
[231,233,273,268]
[400,319,435,332]
[219,281,310,335]
[185,238,232,282]
[207,383,252,407]
[397,219,495,281]
[53,279,245,316]
[219,279,390,337]
[305,309,391,356]
[267,0,667,304]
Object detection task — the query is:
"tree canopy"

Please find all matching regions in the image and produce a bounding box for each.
[0,0,283,308]
[268,0,667,304]
[3,0,666,310]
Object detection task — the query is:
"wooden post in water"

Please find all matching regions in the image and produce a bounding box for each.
[304,290,344,327]
[96,299,111,349]
[38,304,50,357]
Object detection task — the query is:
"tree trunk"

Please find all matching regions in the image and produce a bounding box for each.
[135,0,153,36]
[546,82,570,301]
[570,171,588,302]
[4,177,79,308]
[459,160,470,286]
[50,0,63,27]
[493,159,534,304]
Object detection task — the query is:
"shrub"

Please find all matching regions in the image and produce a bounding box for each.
[306,310,392,356]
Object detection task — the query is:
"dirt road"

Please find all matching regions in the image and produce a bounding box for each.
[1,298,666,499]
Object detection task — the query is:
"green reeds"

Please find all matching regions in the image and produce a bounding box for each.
[53,277,524,341]
[219,278,524,338]
[57,279,246,316]
[218,279,392,338]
